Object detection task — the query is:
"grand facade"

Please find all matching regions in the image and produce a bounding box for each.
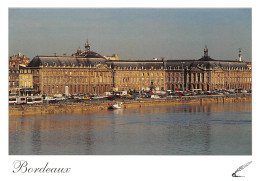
[27,42,252,96]
[28,42,113,96]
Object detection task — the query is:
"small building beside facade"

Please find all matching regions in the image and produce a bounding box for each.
[9,66,34,96]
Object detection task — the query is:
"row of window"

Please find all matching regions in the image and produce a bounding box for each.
[9,69,32,73]
[19,69,31,74]
[9,82,18,87]
[114,66,164,70]
[20,75,31,79]
[43,76,111,84]
[9,81,31,87]
[118,78,165,84]
[43,85,110,94]
[142,73,164,76]
[214,77,252,83]
[42,70,109,76]
[9,74,31,79]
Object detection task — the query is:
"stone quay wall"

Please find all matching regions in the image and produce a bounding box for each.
[9,95,251,117]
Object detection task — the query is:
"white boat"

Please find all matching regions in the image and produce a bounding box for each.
[111,103,123,109]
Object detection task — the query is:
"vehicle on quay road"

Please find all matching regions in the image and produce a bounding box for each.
[166,95,178,99]
[9,96,18,105]
[71,94,82,99]
[241,90,247,93]
[53,94,66,101]
[9,96,27,105]
[92,95,107,99]
[82,96,93,100]
[151,95,161,99]
[26,96,43,105]
[17,96,27,104]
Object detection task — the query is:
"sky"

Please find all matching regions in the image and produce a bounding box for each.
[9,8,252,61]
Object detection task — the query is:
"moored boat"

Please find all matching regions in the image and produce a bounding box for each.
[109,103,123,109]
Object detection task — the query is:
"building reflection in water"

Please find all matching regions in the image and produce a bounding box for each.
[9,102,251,155]
[166,118,211,154]
[31,123,41,154]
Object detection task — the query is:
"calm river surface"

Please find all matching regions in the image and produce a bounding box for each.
[9,102,251,155]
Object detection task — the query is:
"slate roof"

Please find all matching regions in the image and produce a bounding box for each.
[28,55,249,70]
[106,60,164,69]
[28,56,106,67]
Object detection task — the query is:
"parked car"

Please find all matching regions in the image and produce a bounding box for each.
[167,95,177,99]
[241,90,247,93]
[206,91,212,95]
[82,96,93,100]
[183,92,190,96]
[151,95,161,99]
[224,91,230,95]
[49,100,60,104]
[107,95,116,100]
[54,96,66,101]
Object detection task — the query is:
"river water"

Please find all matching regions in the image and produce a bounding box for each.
[9,102,251,155]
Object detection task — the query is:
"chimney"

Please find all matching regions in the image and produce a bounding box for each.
[114,53,119,60]
[15,62,19,70]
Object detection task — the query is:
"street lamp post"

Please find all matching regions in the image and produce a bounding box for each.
[111,69,114,88]
[182,62,185,92]
[228,63,230,90]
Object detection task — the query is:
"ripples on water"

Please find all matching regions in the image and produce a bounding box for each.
[9,102,252,155]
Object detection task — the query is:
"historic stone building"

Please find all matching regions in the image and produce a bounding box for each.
[9,52,30,70]
[27,42,252,96]
[9,67,34,96]
[9,69,19,95]
[107,60,166,92]
[108,47,251,92]
[164,58,252,91]
[28,41,113,96]
[179,47,252,91]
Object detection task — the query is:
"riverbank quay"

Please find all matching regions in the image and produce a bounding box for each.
[9,94,251,117]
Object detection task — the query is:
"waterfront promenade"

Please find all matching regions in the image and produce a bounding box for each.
[9,94,251,117]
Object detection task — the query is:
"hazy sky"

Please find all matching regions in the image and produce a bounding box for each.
[9,8,251,61]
